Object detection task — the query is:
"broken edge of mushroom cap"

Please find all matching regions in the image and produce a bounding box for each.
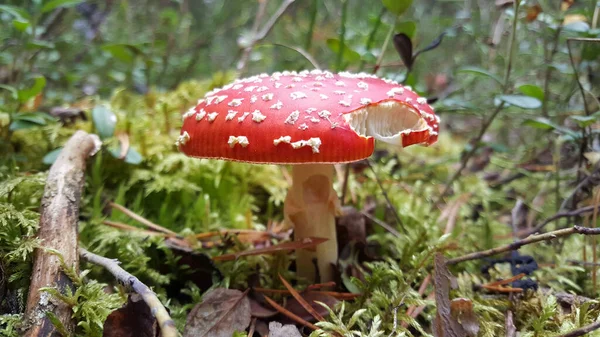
[342,99,437,148]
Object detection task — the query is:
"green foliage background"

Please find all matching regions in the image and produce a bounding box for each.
[1,0,600,336]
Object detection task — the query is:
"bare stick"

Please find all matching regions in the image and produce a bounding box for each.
[523,204,600,237]
[236,0,295,73]
[24,131,100,337]
[557,321,600,337]
[79,248,177,337]
[447,225,600,265]
[108,201,178,236]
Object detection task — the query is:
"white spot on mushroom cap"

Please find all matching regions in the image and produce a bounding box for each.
[339,99,351,107]
[318,110,331,118]
[320,94,329,100]
[274,82,282,88]
[417,97,427,105]
[360,98,372,105]
[334,90,346,95]
[271,100,283,110]
[226,110,238,121]
[175,131,190,146]
[273,136,292,145]
[291,137,322,153]
[250,95,257,104]
[285,110,300,125]
[256,86,269,92]
[357,81,368,90]
[244,86,257,92]
[387,87,404,97]
[298,123,309,130]
[262,93,274,101]
[228,98,244,107]
[251,110,267,123]
[232,84,244,90]
[290,91,307,100]
[305,108,317,114]
[238,112,250,123]
[335,81,346,87]
[196,109,207,121]
[182,107,196,120]
[228,136,249,148]
[207,112,219,122]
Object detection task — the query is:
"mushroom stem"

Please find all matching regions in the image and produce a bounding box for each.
[285,164,341,283]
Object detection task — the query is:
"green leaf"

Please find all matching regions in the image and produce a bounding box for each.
[43,148,63,165]
[9,120,40,131]
[498,94,541,109]
[12,112,49,125]
[457,66,502,85]
[569,115,598,128]
[326,38,360,63]
[382,0,413,16]
[0,5,31,21]
[523,117,557,130]
[91,105,117,139]
[395,21,416,38]
[0,84,18,99]
[41,0,85,13]
[101,44,145,64]
[518,84,545,101]
[17,76,46,103]
[12,19,30,32]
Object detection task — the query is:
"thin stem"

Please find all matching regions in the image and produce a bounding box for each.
[304,0,318,51]
[373,14,399,74]
[367,160,406,233]
[359,7,386,72]
[438,0,520,201]
[335,0,349,71]
[541,25,562,117]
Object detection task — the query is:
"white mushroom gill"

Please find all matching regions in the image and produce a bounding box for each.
[343,100,429,147]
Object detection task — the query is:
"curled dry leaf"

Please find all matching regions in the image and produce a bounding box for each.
[450,298,479,336]
[103,294,159,337]
[184,288,251,337]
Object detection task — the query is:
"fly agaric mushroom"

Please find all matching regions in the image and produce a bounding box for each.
[176,70,439,282]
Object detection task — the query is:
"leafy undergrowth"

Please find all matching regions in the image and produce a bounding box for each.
[1,76,599,336]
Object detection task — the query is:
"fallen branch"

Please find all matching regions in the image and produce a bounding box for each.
[523,205,600,237]
[79,248,178,337]
[447,226,600,265]
[558,321,600,337]
[24,130,100,337]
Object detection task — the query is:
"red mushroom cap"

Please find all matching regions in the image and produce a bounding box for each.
[177,70,439,164]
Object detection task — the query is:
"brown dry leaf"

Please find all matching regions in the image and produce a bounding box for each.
[561,0,574,11]
[450,298,479,336]
[526,4,542,22]
[212,237,328,261]
[432,253,478,337]
[103,294,159,337]
[184,288,251,337]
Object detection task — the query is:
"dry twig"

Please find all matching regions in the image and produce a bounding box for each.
[24,131,100,337]
[448,225,600,265]
[79,248,178,337]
